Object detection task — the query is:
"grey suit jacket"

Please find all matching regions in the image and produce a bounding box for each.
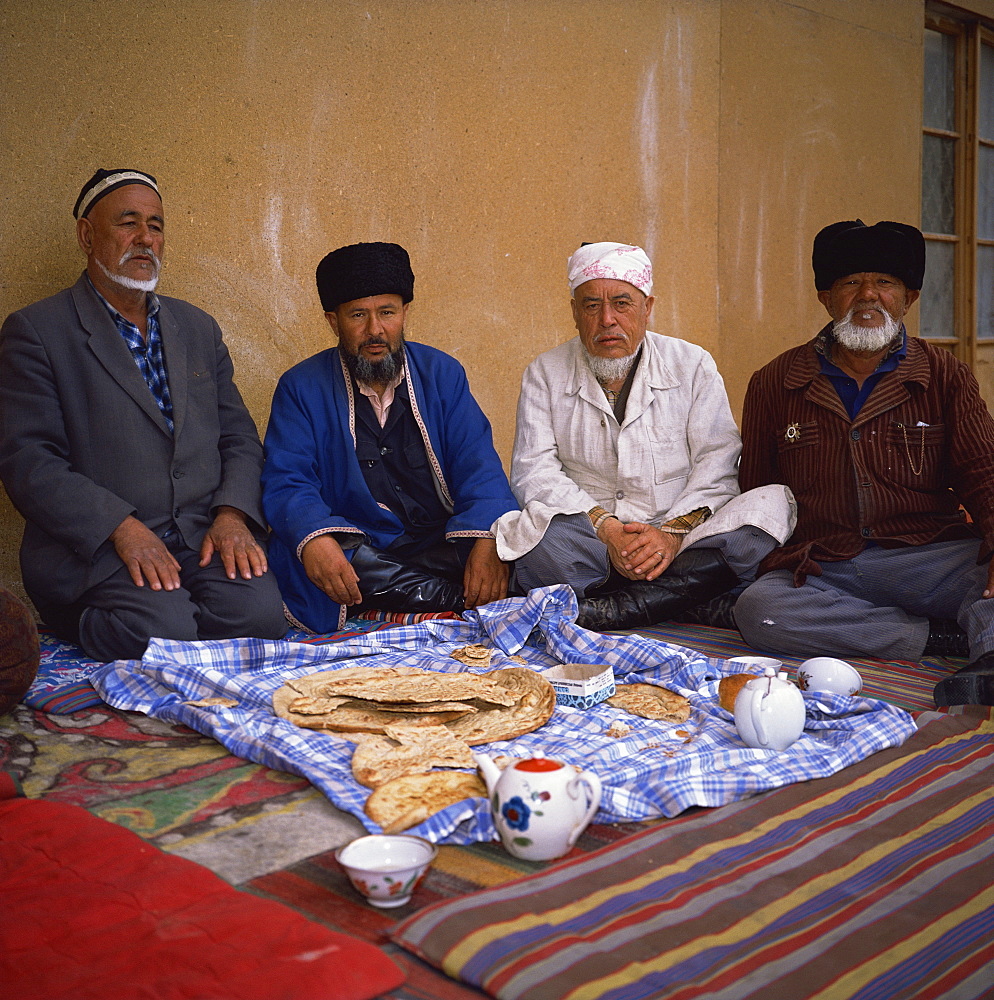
[0,273,266,607]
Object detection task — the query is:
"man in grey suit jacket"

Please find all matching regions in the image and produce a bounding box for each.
[0,168,286,661]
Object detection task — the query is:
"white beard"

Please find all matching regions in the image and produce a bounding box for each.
[832,305,901,353]
[97,251,161,293]
[583,349,638,382]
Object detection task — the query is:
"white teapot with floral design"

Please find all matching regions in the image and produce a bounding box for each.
[473,753,602,861]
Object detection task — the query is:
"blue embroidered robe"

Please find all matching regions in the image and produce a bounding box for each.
[262,343,518,631]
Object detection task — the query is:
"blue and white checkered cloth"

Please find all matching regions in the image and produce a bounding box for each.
[91,585,917,844]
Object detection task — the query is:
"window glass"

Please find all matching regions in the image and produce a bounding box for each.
[920,240,955,338]
[924,29,956,131]
[977,245,994,341]
[979,145,994,239]
[922,134,956,234]
[980,41,994,140]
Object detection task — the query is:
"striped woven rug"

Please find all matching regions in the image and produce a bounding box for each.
[389,713,994,1000]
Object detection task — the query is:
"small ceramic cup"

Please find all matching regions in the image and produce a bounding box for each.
[726,655,783,673]
[796,656,863,697]
[335,834,437,908]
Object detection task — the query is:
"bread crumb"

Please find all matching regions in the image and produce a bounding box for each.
[606,720,632,738]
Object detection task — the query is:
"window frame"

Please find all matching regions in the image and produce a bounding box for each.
[922,9,994,364]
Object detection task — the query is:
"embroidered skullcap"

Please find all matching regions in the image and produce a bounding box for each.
[316,242,415,312]
[73,168,159,219]
[567,241,653,297]
[812,219,926,291]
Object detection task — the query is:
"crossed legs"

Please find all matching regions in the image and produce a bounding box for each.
[733,539,994,661]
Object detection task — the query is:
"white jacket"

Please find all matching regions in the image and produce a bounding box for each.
[494,332,795,560]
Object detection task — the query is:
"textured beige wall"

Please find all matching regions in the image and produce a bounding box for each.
[0,0,722,600]
[0,0,937,603]
[716,0,923,410]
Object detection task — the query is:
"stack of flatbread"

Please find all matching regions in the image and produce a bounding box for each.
[273,663,554,744]
[273,662,556,834]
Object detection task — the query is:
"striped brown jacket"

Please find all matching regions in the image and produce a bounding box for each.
[739,327,994,584]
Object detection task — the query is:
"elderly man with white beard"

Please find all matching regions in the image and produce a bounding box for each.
[494,241,795,632]
[0,168,286,661]
[734,220,994,708]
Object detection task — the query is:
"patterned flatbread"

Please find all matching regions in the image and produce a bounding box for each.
[273,696,471,734]
[285,665,427,699]
[287,694,351,715]
[364,771,487,834]
[273,666,555,745]
[290,666,517,707]
[445,668,556,746]
[450,644,493,668]
[606,683,691,723]
[351,725,475,788]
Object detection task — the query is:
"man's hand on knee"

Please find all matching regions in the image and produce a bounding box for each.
[200,506,269,580]
[301,534,363,606]
[110,515,182,591]
[463,537,509,608]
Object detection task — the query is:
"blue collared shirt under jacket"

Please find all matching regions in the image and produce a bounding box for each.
[816,329,908,421]
[261,342,519,632]
[89,278,174,431]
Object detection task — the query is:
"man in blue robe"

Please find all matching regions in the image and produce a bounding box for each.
[262,242,518,633]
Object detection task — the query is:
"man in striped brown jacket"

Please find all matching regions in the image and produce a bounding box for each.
[734,220,994,708]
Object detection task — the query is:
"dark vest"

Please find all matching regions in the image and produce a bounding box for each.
[353,379,450,555]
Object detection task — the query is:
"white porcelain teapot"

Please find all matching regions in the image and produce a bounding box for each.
[473,752,602,861]
[733,666,806,752]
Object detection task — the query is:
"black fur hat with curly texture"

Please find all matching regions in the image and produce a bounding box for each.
[316,242,415,312]
[812,220,925,291]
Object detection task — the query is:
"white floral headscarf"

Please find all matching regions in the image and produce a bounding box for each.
[567,242,653,297]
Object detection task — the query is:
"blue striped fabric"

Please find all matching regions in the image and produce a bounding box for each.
[90,585,916,844]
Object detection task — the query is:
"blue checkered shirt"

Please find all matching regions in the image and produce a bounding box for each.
[90,278,174,432]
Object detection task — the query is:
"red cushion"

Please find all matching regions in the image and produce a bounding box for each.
[0,798,404,1000]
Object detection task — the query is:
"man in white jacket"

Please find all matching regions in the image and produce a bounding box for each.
[494,241,795,630]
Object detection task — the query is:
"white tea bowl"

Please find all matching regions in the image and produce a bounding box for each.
[335,834,437,908]
[797,657,863,697]
[726,655,783,673]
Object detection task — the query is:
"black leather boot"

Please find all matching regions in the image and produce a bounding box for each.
[933,651,994,707]
[575,549,738,631]
[675,591,740,631]
[923,618,970,659]
[349,543,466,614]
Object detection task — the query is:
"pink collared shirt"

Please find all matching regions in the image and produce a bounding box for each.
[357,368,406,427]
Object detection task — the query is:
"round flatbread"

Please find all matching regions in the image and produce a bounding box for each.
[606,683,691,723]
[365,771,486,834]
[274,665,555,745]
[291,666,517,707]
[445,667,556,745]
[351,725,475,788]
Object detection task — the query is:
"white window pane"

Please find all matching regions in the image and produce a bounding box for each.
[922,134,956,234]
[980,42,994,140]
[924,29,956,131]
[977,245,994,341]
[979,145,994,239]
[921,240,955,339]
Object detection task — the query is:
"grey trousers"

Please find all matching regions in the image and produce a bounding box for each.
[733,538,994,662]
[512,512,777,598]
[70,532,288,661]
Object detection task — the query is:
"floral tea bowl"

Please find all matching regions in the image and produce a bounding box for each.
[335,834,437,908]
